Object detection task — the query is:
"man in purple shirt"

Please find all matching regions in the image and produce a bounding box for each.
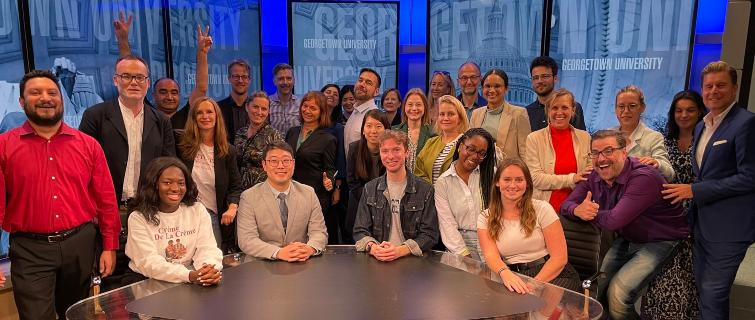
[561,129,688,320]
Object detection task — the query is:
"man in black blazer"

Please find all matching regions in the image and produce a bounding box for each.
[80,54,176,205]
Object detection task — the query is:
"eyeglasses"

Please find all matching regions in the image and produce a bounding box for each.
[434,70,450,76]
[462,143,487,159]
[264,159,293,167]
[115,74,149,84]
[615,104,640,112]
[531,74,553,81]
[588,147,624,159]
[457,76,481,83]
[230,74,251,82]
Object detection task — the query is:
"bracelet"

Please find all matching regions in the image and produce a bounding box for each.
[497,266,509,276]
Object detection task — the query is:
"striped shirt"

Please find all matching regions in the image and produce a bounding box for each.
[268,93,301,135]
[432,139,459,184]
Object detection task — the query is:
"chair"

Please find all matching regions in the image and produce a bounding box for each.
[559,215,614,297]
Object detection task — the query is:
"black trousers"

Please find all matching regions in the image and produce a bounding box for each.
[9,223,96,320]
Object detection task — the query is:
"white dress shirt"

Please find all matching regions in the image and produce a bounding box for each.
[696,102,736,166]
[343,99,377,155]
[435,162,482,255]
[119,98,144,201]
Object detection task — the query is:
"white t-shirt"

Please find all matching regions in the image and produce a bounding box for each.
[126,203,223,283]
[387,178,407,246]
[192,144,217,213]
[477,199,558,264]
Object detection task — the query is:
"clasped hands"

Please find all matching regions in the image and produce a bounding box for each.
[277,242,316,262]
[368,241,411,262]
[188,263,221,286]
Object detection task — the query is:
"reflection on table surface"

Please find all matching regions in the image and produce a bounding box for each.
[66,245,603,320]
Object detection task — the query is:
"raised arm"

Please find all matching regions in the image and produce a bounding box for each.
[188,25,212,106]
[113,11,133,57]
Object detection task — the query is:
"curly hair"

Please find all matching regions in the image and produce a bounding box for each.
[128,157,199,226]
[486,158,537,240]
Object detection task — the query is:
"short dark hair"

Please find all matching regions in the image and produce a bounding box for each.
[20,70,60,96]
[227,58,251,75]
[273,63,294,77]
[359,68,382,88]
[262,140,295,160]
[128,157,198,226]
[591,130,628,149]
[482,69,509,88]
[529,56,559,76]
[153,78,178,89]
[665,90,707,140]
[116,54,149,71]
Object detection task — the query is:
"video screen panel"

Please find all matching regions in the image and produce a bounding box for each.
[169,0,262,108]
[289,1,399,102]
[428,0,543,107]
[0,0,27,136]
[29,0,167,129]
[549,0,696,133]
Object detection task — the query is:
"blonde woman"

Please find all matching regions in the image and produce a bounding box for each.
[428,71,457,124]
[478,158,580,294]
[415,95,469,184]
[524,88,592,211]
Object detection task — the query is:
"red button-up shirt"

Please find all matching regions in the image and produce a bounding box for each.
[0,121,121,250]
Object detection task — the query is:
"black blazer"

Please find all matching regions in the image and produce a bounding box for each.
[176,141,243,214]
[284,126,337,201]
[80,98,176,202]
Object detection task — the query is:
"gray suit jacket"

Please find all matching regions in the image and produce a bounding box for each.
[237,180,328,259]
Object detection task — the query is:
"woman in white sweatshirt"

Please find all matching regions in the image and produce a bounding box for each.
[123,157,223,286]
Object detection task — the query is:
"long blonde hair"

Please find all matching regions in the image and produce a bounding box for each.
[179,97,229,161]
[487,158,537,240]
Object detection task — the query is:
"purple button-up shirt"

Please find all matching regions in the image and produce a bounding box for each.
[561,157,689,243]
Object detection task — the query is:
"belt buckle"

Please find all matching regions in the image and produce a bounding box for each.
[47,234,64,242]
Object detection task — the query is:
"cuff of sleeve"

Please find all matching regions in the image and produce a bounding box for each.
[403,239,423,257]
[568,173,577,188]
[355,236,379,252]
[308,245,322,256]
[102,236,120,251]
[459,247,470,256]
[271,249,280,260]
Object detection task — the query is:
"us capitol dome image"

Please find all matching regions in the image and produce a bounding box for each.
[466,0,535,107]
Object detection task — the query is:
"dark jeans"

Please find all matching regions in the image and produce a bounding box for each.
[10,223,96,320]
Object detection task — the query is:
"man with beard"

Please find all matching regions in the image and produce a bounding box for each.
[268,63,301,135]
[113,12,212,129]
[561,129,688,320]
[219,59,253,145]
[456,62,486,120]
[343,68,381,155]
[0,70,120,319]
[525,57,585,131]
[80,54,176,207]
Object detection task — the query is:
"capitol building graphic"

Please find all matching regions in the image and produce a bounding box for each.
[467,0,535,107]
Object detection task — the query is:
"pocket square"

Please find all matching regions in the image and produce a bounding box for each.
[713,140,727,146]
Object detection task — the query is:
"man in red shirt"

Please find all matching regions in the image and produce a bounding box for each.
[0,70,121,319]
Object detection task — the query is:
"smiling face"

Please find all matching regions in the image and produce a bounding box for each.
[457,64,482,96]
[430,73,450,99]
[114,59,149,102]
[548,95,575,130]
[323,86,340,109]
[355,72,379,102]
[674,99,702,132]
[247,97,270,126]
[228,64,251,96]
[531,66,557,97]
[615,92,645,129]
[20,77,64,127]
[262,148,295,186]
[496,165,527,203]
[438,102,461,134]
[591,137,627,185]
[404,93,425,122]
[157,166,186,213]
[152,79,180,115]
[363,116,386,146]
[274,69,295,96]
[341,91,356,113]
[380,138,408,174]
[382,90,400,112]
[457,135,488,172]
[702,71,738,114]
[195,100,217,132]
[300,98,321,125]
[483,74,508,107]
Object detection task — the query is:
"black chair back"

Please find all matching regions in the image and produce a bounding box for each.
[559,215,613,280]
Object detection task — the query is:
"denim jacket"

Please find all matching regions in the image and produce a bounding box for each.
[353,172,440,256]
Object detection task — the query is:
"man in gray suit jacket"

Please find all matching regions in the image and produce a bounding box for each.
[237,141,328,261]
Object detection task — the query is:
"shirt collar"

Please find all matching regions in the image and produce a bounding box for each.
[594,157,633,187]
[270,93,300,103]
[19,120,75,137]
[118,98,144,118]
[267,181,291,198]
[354,99,377,113]
[703,101,736,127]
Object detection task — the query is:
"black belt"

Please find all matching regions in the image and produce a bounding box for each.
[508,254,550,273]
[13,222,89,243]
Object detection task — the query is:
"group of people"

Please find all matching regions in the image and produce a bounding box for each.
[0,13,751,320]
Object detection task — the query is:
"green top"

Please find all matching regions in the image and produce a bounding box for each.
[296,126,314,151]
[481,104,504,138]
[413,135,458,184]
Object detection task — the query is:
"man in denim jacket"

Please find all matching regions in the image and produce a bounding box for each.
[354,130,439,261]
